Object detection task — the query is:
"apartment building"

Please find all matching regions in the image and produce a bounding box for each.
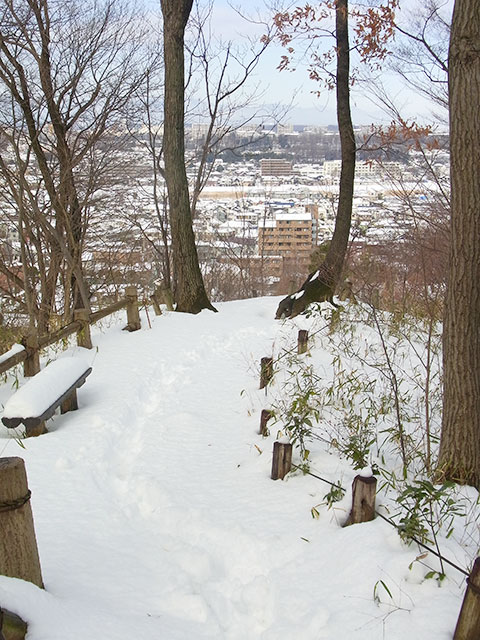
[260,158,293,177]
[258,205,319,262]
[323,159,405,180]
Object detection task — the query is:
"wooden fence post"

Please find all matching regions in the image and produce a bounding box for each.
[74,309,93,350]
[259,409,273,436]
[271,441,292,480]
[160,285,175,312]
[150,290,163,316]
[0,458,43,588]
[298,330,309,354]
[454,558,480,640]
[260,357,273,390]
[339,278,356,303]
[344,474,377,526]
[125,286,141,331]
[22,330,40,378]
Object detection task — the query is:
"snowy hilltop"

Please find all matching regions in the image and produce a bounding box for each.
[0,297,472,639]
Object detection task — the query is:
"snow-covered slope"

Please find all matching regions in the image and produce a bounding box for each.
[0,297,466,639]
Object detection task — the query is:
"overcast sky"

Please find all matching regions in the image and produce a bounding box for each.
[206,0,452,127]
[153,0,452,127]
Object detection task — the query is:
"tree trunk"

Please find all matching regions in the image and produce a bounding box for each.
[322,0,356,289]
[160,0,216,314]
[275,0,355,321]
[33,2,90,314]
[437,0,480,487]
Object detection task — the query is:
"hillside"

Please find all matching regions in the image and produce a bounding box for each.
[0,297,471,639]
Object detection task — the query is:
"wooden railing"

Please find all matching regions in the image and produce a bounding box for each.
[0,286,141,378]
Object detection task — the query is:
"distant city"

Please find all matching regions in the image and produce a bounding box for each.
[0,122,450,305]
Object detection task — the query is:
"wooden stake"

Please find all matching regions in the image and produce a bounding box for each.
[271,441,292,480]
[344,474,377,526]
[160,285,175,311]
[0,458,43,588]
[260,357,273,389]
[125,286,141,331]
[298,330,309,354]
[22,330,40,378]
[150,290,163,316]
[74,309,93,350]
[454,558,480,640]
[339,278,356,302]
[259,409,273,436]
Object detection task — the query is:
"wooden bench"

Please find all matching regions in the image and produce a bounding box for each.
[1,357,92,437]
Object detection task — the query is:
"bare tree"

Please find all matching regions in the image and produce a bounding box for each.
[321,0,355,290]
[126,3,277,301]
[392,0,449,113]
[0,0,152,331]
[126,65,173,292]
[437,0,480,488]
[272,0,397,317]
[185,3,278,219]
[160,0,216,314]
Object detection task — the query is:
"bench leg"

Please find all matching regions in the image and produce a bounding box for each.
[25,421,47,438]
[61,389,78,414]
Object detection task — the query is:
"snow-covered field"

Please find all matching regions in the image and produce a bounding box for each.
[0,297,470,639]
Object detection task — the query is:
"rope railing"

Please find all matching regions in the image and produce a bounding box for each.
[264,327,470,578]
[292,462,469,578]
[263,320,478,636]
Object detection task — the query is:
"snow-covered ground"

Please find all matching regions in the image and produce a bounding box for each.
[0,297,470,639]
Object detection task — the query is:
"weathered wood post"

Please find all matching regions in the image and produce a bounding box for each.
[259,409,273,436]
[339,277,356,303]
[150,289,163,316]
[22,330,40,378]
[259,357,274,390]
[0,458,43,588]
[160,284,174,311]
[74,309,93,350]
[454,558,480,640]
[298,330,309,354]
[125,286,141,331]
[344,474,377,526]
[271,440,292,480]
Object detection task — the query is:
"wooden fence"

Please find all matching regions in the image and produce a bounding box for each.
[0,286,141,378]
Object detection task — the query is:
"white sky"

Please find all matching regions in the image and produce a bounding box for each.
[149,0,452,127]
[206,0,451,126]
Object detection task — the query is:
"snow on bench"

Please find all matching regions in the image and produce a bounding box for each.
[1,357,92,437]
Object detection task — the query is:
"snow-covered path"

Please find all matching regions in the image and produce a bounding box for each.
[0,298,464,638]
